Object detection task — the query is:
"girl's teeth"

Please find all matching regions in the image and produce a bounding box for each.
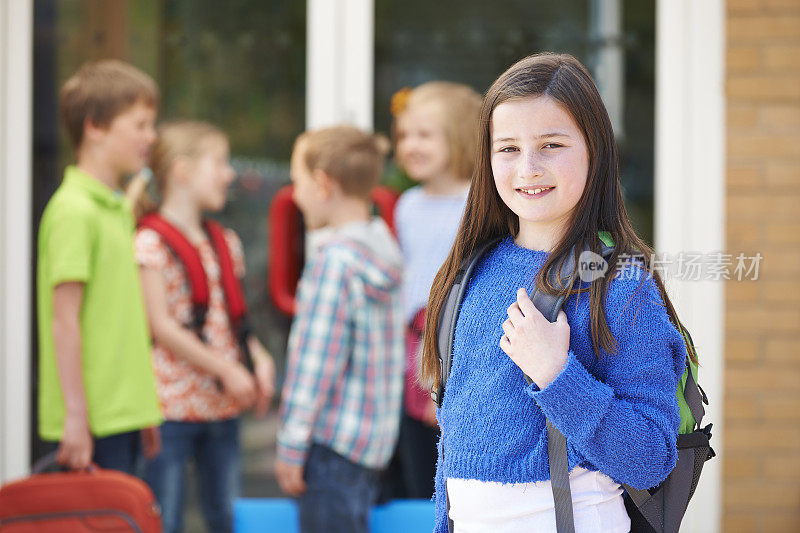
[520,187,552,194]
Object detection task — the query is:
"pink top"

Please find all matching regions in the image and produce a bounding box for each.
[404,308,431,421]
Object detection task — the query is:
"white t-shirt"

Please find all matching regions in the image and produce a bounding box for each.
[447,467,631,533]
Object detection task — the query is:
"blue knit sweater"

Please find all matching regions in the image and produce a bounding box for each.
[433,237,687,532]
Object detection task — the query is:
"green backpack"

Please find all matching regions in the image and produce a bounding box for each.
[595,231,702,436]
[432,234,715,533]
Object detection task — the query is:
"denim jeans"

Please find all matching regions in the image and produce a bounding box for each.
[41,429,141,474]
[144,418,240,533]
[93,430,142,474]
[298,444,380,533]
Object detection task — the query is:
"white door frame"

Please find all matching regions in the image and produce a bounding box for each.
[655,1,725,532]
[0,0,33,484]
[306,0,374,130]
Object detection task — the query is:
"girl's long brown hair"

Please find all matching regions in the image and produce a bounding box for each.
[420,52,694,390]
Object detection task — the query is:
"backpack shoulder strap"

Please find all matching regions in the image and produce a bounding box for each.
[678,326,706,428]
[138,213,209,332]
[204,219,249,329]
[203,219,254,371]
[432,238,501,407]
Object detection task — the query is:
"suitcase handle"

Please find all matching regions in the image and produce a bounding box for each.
[31,451,99,475]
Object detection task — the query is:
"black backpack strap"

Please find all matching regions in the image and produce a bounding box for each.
[434,238,499,533]
[525,249,580,533]
[432,238,501,407]
[683,358,705,429]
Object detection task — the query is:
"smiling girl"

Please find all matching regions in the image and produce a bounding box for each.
[422,54,688,532]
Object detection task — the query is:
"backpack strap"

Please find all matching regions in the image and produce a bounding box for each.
[138,213,209,334]
[204,219,254,371]
[678,328,705,428]
[432,238,501,407]
[204,219,248,329]
[529,241,614,533]
[138,215,252,361]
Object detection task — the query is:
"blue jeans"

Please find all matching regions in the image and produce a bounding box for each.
[144,418,240,533]
[93,430,141,474]
[42,429,141,474]
[298,444,380,533]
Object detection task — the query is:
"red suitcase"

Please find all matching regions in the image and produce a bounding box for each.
[0,453,161,532]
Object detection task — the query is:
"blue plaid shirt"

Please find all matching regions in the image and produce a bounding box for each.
[277,219,406,469]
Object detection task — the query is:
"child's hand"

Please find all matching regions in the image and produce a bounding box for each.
[499,288,570,389]
[220,362,257,409]
[141,426,161,460]
[57,412,93,470]
[275,458,307,497]
[251,343,276,418]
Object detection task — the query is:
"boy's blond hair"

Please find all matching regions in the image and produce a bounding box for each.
[393,81,482,182]
[59,59,160,149]
[296,126,389,198]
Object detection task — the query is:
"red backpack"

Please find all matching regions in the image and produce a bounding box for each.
[138,213,253,370]
[0,453,161,532]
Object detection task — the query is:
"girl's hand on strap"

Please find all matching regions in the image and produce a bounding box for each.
[499,287,570,389]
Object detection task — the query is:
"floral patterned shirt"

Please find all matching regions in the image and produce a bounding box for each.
[135,225,246,422]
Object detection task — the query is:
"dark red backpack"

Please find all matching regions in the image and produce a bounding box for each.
[138,213,253,370]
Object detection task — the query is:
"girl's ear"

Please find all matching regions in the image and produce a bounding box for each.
[170,155,194,185]
[312,168,338,200]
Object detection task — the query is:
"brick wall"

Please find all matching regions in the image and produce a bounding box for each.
[725,0,800,530]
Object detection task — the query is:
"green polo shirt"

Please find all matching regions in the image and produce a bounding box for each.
[37,166,162,440]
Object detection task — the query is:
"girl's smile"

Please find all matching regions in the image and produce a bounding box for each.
[395,102,451,184]
[490,94,589,251]
[514,185,556,198]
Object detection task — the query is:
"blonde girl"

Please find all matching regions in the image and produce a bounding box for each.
[133,121,275,533]
[391,81,482,499]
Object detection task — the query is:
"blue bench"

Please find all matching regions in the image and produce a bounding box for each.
[234,498,434,532]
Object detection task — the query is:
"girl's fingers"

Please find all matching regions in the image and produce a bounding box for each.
[516,288,540,318]
[501,319,514,336]
[499,334,511,354]
[506,301,524,324]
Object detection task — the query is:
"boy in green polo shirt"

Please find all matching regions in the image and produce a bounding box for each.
[37,60,163,473]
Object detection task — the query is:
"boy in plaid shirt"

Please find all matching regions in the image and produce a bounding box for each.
[276,126,405,533]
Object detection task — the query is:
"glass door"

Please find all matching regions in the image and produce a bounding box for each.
[373,0,656,242]
[33,0,305,524]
